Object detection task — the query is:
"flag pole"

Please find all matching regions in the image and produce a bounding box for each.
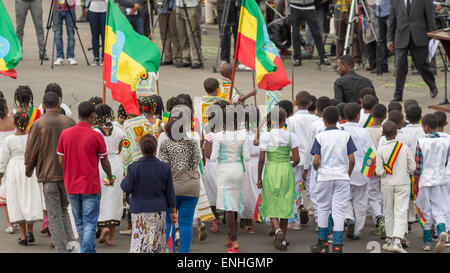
[252,70,257,105]
[229,0,246,104]
[103,82,106,103]
[290,24,294,101]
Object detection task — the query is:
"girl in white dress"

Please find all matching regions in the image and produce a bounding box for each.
[241,105,261,234]
[0,111,43,246]
[95,104,124,246]
[210,101,250,253]
[0,97,16,234]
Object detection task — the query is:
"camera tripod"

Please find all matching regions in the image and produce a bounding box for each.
[152,0,202,68]
[40,0,90,68]
[343,0,382,75]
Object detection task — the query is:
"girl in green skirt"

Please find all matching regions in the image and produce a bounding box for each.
[256,107,300,251]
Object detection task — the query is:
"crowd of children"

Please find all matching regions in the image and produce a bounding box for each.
[1,71,450,254]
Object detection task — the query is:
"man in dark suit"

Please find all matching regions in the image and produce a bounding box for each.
[387,0,438,102]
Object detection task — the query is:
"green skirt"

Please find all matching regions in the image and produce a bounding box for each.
[260,146,295,219]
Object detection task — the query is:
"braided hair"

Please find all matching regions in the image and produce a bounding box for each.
[14,111,29,131]
[95,103,114,129]
[14,85,34,109]
[0,98,8,119]
[139,96,157,114]
[151,95,164,118]
[88,96,103,106]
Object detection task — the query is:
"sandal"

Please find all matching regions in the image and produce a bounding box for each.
[18,238,28,246]
[247,226,255,234]
[226,236,233,248]
[105,240,116,246]
[210,219,219,233]
[98,228,110,244]
[227,240,239,253]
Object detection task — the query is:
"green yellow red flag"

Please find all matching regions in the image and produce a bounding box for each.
[103,0,161,115]
[0,0,22,79]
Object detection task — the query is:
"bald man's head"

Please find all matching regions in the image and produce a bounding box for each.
[219,62,233,78]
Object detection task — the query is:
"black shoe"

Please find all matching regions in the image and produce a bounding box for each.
[371,67,389,74]
[320,57,331,66]
[96,228,102,239]
[274,229,283,250]
[40,53,49,61]
[18,238,28,246]
[430,88,438,98]
[280,244,288,251]
[191,63,202,69]
[299,206,309,225]
[175,61,191,68]
[293,59,302,67]
[391,97,402,102]
[310,240,329,253]
[161,60,173,65]
[333,245,343,253]
[26,232,35,244]
[346,220,355,239]
[347,234,360,240]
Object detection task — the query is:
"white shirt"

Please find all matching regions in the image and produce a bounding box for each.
[342,122,375,186]
[304,117,326,170]
[287,110,319,166]
[260,128,300,151]
[417,135,450,187]
[312,127,356,182]
[88,0,107,12]
[366,125,382,150]
[358,109,370,127]
[376,139,416,186]
[437,132,450,184]
[400,123,425,152]
[378,128,409,148]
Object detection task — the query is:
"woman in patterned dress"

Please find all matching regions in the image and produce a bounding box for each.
[121,134,177,253]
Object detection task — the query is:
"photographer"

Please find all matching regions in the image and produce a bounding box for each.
[268,17,292,56]
[176,0,203,69]
[117,0,145,35]
[159,0,182,66]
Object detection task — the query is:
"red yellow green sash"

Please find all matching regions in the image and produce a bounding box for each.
[384,141,402,175]
[363,114,374,128]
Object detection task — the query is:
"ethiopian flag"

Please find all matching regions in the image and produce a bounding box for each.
[0,0,22,79]
[236,0,291,91]
[103,0,161,115]
[361,147,376,177]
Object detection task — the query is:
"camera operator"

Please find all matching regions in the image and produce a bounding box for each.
[217,0,240,65]
[268,16,292,56]
[362,0,377,71]
[334,0,362,69]
[159,0,183,66]
[289,0,331,66]
[176,0,203,69]
[117,0,145,35]
[375,0,389,73]
[53,0,77,66]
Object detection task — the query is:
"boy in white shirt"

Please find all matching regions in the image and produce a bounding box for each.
[37,83,72,117]
[310,106,356,253]
[376,121,416,253]
[287,91,319,228]
[341,103,376,240]
[358,95,377,128]
[365,104,387,239]
[304,97,331,230]
[401,104,425,231]
[414,114,450,253]
[434,111,450,245]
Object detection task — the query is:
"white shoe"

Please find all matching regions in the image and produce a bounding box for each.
[119,229,132,235]
[68,58,77,65]
[54,58,64,65]
[392,243,407,253]
[238,63,252,71]
[436,232,448,253]
[382,242,393,251]
[5,226,14,234]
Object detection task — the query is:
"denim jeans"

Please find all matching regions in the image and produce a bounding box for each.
[53,9,75,59]
[67,193,101,253]
[165,196,198,253]
[87,11,106,60]
[126,11,144,35]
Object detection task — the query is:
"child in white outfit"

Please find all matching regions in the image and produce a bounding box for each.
[376,121,415,253]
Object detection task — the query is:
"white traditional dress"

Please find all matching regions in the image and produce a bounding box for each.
[210,130,250,212]
[241,129,261,219]
[96,126,124,227]
[0,130,15,206]
[0,134,43,224]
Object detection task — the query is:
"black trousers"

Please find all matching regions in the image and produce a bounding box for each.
[218,9,238,63]
[394,38,437,99]
[377,16,388,70]
[366,41,377,68]
[290,7,325,60]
